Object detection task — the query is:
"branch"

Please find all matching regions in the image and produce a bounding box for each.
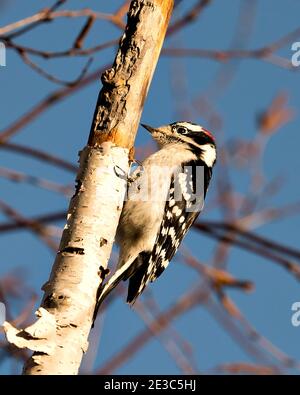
[0,211,66,233]
[0,65,110,142]
[0,141,77,173]
[97,286,208,374]
[0,6,125,38]
[0,200,58,251]
[167,0,211,36]
[163,26,300,69]
[0,167,73,196]
[3,0,174,376]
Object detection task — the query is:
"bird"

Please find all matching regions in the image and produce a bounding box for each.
[93,121,216,324]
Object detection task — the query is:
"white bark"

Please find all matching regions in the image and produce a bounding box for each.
[5,143,128,374]
[4,0,174,375]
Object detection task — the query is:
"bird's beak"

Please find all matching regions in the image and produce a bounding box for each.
[141,123,156,134]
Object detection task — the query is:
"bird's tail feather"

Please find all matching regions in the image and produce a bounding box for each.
[127,260,149,305]
[92,256,137,326]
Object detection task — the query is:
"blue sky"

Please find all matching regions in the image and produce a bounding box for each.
[1,0,300,374]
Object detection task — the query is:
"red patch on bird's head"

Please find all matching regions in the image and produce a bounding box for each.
[202,127,215,142]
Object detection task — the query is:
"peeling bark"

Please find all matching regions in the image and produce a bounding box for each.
[24,144,129,374]
[4,0,174,375]
[4,308,56,355]
[89,0,173,148]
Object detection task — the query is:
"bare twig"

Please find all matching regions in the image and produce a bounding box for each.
[163,26,300,69]
[96,286,209,374]
[0,200,58,251]
[0,7,125,38]
[0,64,110,142]
[0,167,73,196]
[1,0,68,39]
[0,141,77,172]
[167,0,211,36]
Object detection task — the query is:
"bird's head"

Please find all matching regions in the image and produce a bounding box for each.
[141,121,217,167]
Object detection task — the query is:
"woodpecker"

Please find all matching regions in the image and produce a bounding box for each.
[93,121,216,324]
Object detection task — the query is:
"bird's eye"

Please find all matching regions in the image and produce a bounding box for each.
[177,127,188,134]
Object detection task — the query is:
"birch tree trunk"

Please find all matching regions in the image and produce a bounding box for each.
[3,0,174,375]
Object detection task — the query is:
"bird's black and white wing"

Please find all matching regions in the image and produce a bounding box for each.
[126,159,212,304]
[92,121,217,326]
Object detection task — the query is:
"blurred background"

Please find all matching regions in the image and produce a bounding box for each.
[1,0,300,375]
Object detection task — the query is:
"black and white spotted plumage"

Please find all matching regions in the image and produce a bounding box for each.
[93,121,216,324]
